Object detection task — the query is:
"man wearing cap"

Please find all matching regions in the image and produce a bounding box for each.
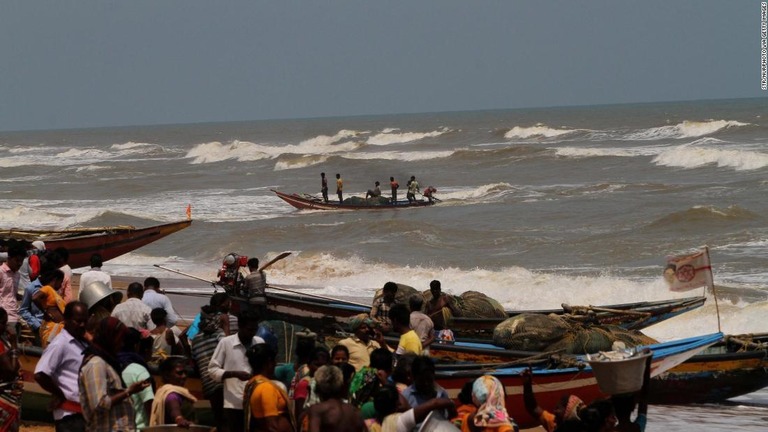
[78,253,112,293]
[337,314,386,372]
[0,246,25,339]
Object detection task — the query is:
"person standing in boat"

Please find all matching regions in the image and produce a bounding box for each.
[336,173,343,204]
[321,172,329,203]
[78,253,112,292]
[389,176,399,204]
[425,280,460,330]
[406,176,420,203]
[244,258,267,314]
[370,282,398,333]
[0,246,24,343]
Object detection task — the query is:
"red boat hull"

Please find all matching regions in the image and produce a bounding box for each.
[272,189,435,210]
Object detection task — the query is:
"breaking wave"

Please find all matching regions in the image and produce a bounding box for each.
[624,120,749,141]
[554,146,663,158]
[652,145,768,171]
[649,205,761,228]
[504,124,581,139]
[366,128,452,146]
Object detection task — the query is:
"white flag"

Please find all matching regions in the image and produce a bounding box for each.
[664,249,713,292]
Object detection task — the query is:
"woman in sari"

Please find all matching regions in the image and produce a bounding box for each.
[149,357,196,427]
[32,269,66,348]
[245,343,295,432]
[459,375,518,432]
[0,307,22,432]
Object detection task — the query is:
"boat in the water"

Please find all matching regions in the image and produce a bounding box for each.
[272,189,436,210]
[255,288,704,340]
[16,331,722,429]
[0,219,192,268]
[649,333,768,404]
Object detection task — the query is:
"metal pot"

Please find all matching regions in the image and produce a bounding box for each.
[79,281,123,311]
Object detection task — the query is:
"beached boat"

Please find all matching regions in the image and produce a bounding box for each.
[272,189,435,210]
[257,288,705,340]
[16,332,722,428]
[0,220,192,268]
[649,333,768,404]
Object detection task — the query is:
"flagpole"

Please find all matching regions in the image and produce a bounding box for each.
[704,246,722,333]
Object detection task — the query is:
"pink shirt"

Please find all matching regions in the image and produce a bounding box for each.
[0,263,20,323]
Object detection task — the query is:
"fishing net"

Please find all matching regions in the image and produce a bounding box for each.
[343,196,391,206]
[492,313,657,354]
[458,291,508,318]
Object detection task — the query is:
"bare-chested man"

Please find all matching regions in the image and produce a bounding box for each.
[305,365,365,432]
[425,280,460,330]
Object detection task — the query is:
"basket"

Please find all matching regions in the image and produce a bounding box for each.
[587,350,652,395]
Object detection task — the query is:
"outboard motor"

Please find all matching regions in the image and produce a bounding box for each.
[217,253,249,297]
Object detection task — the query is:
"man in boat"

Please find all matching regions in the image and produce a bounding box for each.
[370,282,398,333]
[244,257,267,313]
[337,314,385,372]
[17,240,46,299]
[321,172,329,203]
[424,280,459,330]
[34,301,90,432]
[336,173,343,204]
[423,186,437,203]
[390,176,399,204]
[365,181,382,200]
[408,295,435,354]
[142,276,178,327]
[78,253,112,291]
[406,176,419,203]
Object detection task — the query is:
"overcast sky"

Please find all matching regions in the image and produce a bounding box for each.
[0,1,763,131]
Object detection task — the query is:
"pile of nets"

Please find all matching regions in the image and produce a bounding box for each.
[492,313,657,354]
[343,196,391,206]
[420,290,507,319]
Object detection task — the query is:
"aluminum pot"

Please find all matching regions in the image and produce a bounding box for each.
[79,281,123,311]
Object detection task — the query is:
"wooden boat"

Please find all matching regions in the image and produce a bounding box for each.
[16,331,722,429]
[257,288,705,340]
[0,220,192,268]
[435,332,722,428]
[272,189,435,210]
[649,333,768,404]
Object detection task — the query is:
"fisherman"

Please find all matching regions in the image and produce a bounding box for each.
[336,173,344,204]
[0,246,26,341]
[423,186,437,203]
[321,172,329,203]
[389,176,399,204]
[424,280,460,330]
[365,181,382,200]
[112,282,153,330]
[369,282,398,332]
[406,176,419,203]
[244,257,267,313]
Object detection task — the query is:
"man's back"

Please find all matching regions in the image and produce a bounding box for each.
[308,399,365,432]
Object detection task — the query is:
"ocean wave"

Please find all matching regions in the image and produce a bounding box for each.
[186,134,362,164]
[649,205,761,228]
[624,120,750,141]
[274,155,331,171]
[343,150,456,161]
[652,145,768,171]
[504,124,581,139]
[435,183,519,202]
[554,146,662,158]
[366,128,452,146]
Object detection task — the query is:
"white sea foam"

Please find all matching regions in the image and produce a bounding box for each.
[554,146,663,158]
[366,128,451,146]
[186,133,362,164]
[433,182,519,202]
[504,124,580,139]
[342,150,456,161]
[624,120,749,141]
[653,145,768,171]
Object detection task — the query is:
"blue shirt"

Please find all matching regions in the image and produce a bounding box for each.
[19,279,43,330]
[142,289,179,326]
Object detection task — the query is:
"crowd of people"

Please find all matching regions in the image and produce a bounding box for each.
[319,173,437,205]
[0,240,650,432]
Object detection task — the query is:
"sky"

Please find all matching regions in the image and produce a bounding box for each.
[0,1,764,131]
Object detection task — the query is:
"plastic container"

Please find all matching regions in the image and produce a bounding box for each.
[587,350,652,395]
[418,411,461,432]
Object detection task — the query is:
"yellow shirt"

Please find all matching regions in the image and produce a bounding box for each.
[395,330,422,355]
[336,178,343,192]
[338,336,381,371]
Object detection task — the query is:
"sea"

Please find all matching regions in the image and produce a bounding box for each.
[2,97,768,430]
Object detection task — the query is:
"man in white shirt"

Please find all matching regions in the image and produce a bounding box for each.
[78,253,112,292]
[141,276,178,327]
[111,282,152,330]
[34,301,90,432]
[208,309,264,432]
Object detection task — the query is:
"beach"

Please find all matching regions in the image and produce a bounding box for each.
[3,98,768,430]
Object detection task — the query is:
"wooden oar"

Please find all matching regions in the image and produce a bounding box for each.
[259,251,292,272]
